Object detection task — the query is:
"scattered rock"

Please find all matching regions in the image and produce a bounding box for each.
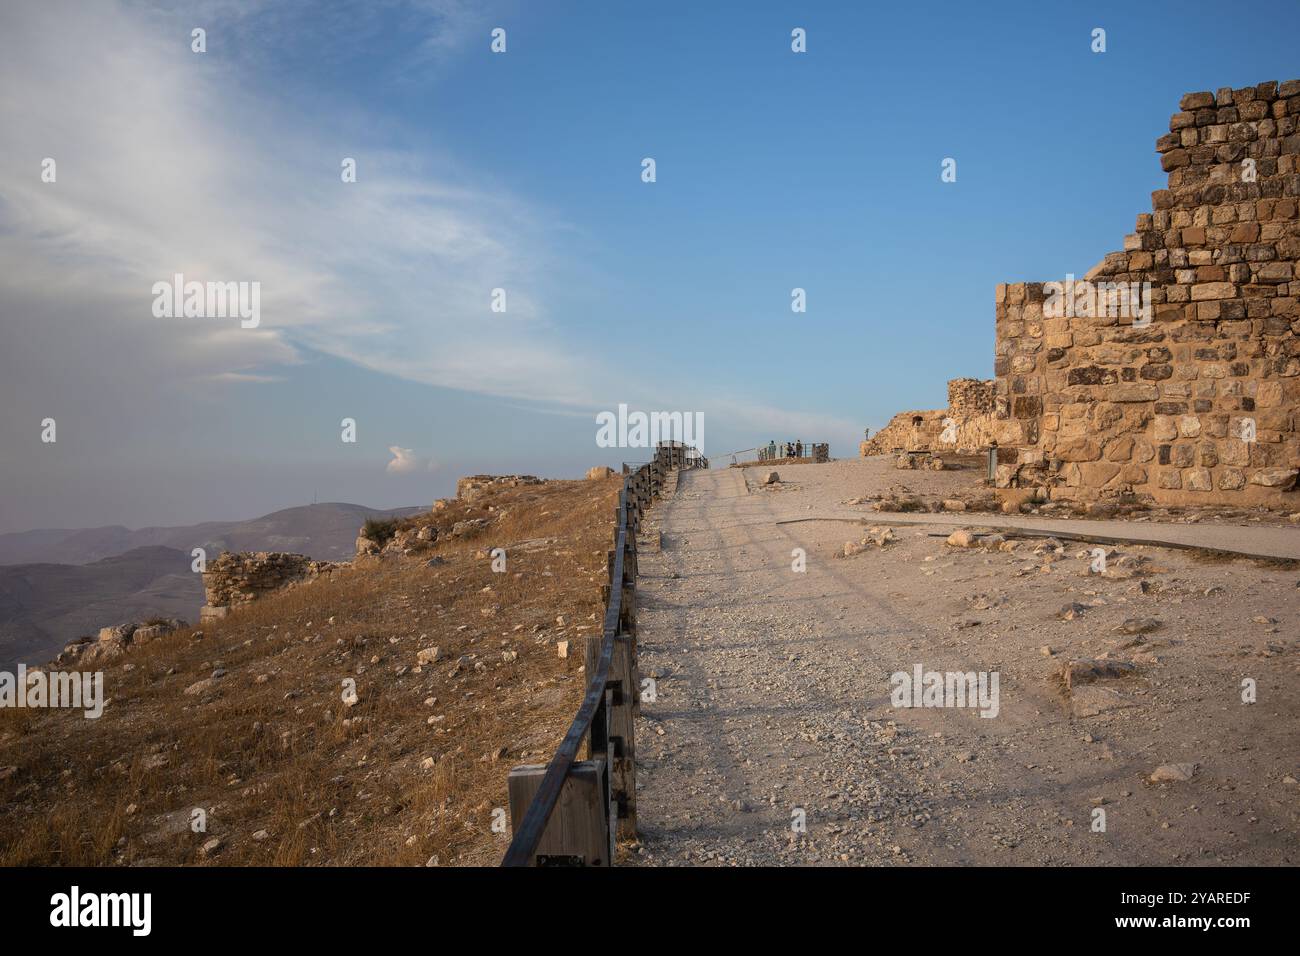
[1060,658,1137,689]
[946,529,977,548]
[1116,617,1162,635]
[183,677,220,697]
[1149,763,1197,784]
[864,527,896,547]
[451,518,491,538]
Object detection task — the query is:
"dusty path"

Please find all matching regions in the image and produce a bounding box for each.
[629,461,1300,866]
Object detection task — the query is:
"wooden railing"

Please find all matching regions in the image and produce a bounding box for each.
[501,440,707,866]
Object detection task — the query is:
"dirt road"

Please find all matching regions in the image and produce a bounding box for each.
[629,460,1300,865]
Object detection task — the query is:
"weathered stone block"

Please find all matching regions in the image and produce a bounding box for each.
[1191,282,1236,301]
[1250,467,1298,488]
[1218,467,1246,490]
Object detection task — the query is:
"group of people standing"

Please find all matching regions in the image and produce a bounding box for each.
[758,440,805,462]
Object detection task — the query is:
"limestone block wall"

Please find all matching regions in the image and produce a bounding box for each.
[948,378,995,418]
[994,80,1300,507]
[861,408,947,456]
[861,379,997,456]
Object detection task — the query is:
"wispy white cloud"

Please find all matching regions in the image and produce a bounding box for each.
[0,0,589,406]
[0,0,855,462]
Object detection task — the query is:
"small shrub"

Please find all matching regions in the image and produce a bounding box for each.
[362,517,399,545]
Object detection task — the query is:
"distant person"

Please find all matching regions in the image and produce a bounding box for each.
[796,440,803,458]
[768,440,776,459]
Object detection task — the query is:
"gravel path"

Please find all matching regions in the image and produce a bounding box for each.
[628,461,1300,866]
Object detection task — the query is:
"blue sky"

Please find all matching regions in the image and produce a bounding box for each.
[2,0,1299,531]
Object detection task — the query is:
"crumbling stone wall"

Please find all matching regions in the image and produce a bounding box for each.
[455,474,544,500]
[994,80,1300,506]
[861,409,947,455]
[861,379,997,456]
[200,551,339,619]
[948,378,995,418]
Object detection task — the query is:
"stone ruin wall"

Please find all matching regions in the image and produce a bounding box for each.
[198,477,554,620]
[947,377,995,418]
[993,80,1300,507]
[200,551,340,619]
[860,409,944,456]
[861,378,997,456]
[455,474,545,501]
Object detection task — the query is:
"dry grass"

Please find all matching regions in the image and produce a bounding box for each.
[0,475,622,866]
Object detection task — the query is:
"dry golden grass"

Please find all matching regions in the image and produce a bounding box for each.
[0,475,622,867]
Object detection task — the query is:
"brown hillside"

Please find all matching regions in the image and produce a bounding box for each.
[0,475,621,866]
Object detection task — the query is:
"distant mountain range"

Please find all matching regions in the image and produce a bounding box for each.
[0,502,420,668]
[0,502,421,566]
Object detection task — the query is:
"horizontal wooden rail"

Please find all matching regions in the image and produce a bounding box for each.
[501,440,705,866]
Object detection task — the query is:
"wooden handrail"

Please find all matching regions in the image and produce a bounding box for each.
[501,440,705,866]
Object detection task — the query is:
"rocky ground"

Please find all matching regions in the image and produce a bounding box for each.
[0,476,620,866]
[628,458,1300,866]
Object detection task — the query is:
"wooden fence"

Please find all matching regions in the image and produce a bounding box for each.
[501,440,707,866]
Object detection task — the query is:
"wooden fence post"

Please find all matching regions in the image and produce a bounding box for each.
[507,759,612,866]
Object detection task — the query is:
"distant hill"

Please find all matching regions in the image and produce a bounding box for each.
[0,502,422,566]
[0,502,421,667]
[0,546,199,669]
